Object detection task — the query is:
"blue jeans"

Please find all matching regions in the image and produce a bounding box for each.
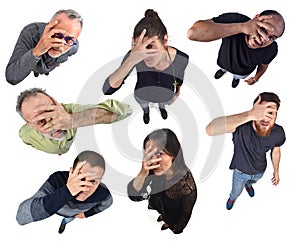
[219,68,249,80]
[61,217,75,225]
[229,169,264,200]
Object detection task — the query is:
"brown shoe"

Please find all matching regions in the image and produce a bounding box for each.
[161,223,169,230]
[157,214,163,222]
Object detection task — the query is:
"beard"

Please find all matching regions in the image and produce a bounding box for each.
[42,130,67,141]
[254,121,274,137]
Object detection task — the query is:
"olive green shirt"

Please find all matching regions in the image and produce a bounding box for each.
[19,99,132,154]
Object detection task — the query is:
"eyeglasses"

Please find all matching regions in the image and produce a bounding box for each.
[51,33,77,46]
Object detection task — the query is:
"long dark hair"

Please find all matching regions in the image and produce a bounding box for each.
[133,9,167,42]
[143,128,188,173]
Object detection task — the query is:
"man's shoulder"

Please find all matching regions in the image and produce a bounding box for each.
[22,22,46,33]
[212,12,250,23]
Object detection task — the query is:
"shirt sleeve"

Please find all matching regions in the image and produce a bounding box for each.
[84,192,113,218]
[127,177,152,202]
[5,24,41,85]
[16,172,73,225]
[63,99,132,122]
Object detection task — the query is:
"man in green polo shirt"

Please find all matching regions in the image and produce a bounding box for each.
[16,88,132,154]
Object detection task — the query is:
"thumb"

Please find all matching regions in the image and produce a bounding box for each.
[254,95,261,105]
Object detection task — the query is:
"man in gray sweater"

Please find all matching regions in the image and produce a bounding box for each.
[16,150,113,234]
[6,9,82,85]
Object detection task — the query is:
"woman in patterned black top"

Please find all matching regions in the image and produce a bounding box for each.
[127,128,197,234]
[103,9,189,124]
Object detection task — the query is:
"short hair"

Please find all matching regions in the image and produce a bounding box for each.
[260,10,285,37]
[73,150,106,172]
[16,88,50,119]
[133,9,167,42]
[51,9,83,28]
[253,92,281,110]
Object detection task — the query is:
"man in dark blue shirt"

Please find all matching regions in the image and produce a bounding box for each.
[187,10,285,88]
[16,150,113,233]
[206,92,286,210]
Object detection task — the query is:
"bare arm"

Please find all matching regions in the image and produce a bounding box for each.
[271,147,281,185]
[187,19,244,42]
[206,96,278,136]
[107,29,160,89]
[245,63,269,85]
[187,15,274,42]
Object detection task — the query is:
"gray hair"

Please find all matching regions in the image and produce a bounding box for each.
[16,88,50,120]
[51,9,83,28]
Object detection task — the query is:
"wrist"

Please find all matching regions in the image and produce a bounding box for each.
[32,48,41,59]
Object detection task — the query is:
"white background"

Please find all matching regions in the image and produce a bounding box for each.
[0,0,298,245]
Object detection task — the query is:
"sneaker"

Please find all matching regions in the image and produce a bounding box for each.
[33,71,39,77]
[245,185,255,197]
[226,198,235,210]
[214,69,226,79]
[231,78,240,88]
[143,112,150,124]
[159,108,168,120]
[58,223,66,234]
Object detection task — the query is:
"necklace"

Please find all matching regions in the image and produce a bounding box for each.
[166,47,179,87]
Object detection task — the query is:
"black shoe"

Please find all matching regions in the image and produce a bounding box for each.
[45,72,49,76]
[161,223,169,230]
[231,78,240,88]
[58,223,66,234]
[159,108,168,120]
[214,69,226,79]
[157,215,163,222]
[143,112,150,124]
[33,71,39,77]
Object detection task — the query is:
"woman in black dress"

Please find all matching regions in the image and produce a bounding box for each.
[127,128,197,234]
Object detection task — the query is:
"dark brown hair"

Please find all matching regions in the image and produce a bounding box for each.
[253,92,281,110]
[133,9,167,42]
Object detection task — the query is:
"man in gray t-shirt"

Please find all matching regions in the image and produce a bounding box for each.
[6,9,82,85]
[206,92,286,210]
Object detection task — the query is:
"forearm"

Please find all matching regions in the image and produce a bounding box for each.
[253,64,269,81]
[132,170,148,192]
[6,49,40,85]
[206,111,252,136]
[16,186,73,225]
[71,108,118,128]
[108,57,136,89]
[271,148,281,174]
[175,85,181,94]
[187,20,244,42]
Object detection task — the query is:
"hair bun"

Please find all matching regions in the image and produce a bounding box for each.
[145,9,159,19]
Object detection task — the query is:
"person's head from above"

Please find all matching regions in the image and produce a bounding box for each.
[72,150,106,201]
[16,88,67,140]
[133,9,169,68]
[246,10,285,49]
[48,9,83,58]
[143,128,188,177]
[253,92,280,137]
